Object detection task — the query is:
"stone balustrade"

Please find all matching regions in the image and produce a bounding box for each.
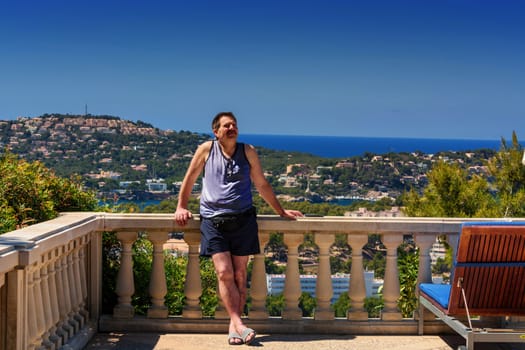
[1,212,523,349]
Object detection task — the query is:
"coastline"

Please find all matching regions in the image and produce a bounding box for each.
[237,134,506,158]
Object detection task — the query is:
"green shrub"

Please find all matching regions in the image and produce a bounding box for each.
[266,293,285,316]
[397,247,419,318]
[364,296,384,318]
[332,292,350,317]
[0,151,97,234]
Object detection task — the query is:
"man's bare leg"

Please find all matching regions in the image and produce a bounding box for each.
[232,255,249,314]
[212,252,255,344]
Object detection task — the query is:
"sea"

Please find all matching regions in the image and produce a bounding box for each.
[237,134,506,158]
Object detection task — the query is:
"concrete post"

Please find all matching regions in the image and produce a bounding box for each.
[282,233,303,320]
[347,234,369,320]
[314,233,334,320]
[249,231,270,320]
[182,231,203,319]
[147,231,169,318]
[381,234,403,321]
[113,232,138,319]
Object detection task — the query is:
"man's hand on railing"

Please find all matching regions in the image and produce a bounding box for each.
[280,209,304,220]
[174,208,193,227]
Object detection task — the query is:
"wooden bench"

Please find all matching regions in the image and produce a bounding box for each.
[418,222,525,350]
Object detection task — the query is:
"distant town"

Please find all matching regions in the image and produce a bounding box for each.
[0,114,497,217]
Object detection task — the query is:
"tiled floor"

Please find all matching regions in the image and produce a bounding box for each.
[84,333,469,350]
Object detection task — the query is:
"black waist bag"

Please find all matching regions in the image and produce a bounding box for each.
[211,207,256,232]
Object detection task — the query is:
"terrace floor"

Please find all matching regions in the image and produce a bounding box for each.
[84,332,525,350]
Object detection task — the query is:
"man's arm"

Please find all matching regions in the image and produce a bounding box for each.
[174,141,211,226]
[245,144,303,219]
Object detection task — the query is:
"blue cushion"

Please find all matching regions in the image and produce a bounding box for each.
[420,283,451,309]
[462,221,525,227]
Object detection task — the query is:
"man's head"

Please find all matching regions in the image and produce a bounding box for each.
[212,112,237,132]
[212,112,238,141]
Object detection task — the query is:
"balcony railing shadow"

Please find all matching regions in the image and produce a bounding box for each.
[1,212,524,349]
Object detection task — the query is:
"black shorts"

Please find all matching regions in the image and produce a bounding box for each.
[200,207,260,257]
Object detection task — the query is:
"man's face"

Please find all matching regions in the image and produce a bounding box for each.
[214,116,238,140]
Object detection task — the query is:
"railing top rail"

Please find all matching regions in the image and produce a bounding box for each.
[0,212,100,245]
[99,213,525,235]
[0,243,15,254]
[1,212,524,246]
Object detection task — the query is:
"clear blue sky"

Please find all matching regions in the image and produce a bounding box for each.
[0,0,523,139]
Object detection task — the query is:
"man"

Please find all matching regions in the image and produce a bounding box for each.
[174,112,303,345]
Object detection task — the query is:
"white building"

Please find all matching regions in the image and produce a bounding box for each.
[266,271,383,302]
[146,178,168,192]
[430,239,447,266]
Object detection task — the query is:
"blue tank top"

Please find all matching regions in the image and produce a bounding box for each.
[200,141,253,218]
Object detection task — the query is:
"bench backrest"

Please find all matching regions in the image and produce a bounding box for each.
[448,222,525,316]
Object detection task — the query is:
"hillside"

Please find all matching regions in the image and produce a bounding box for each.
[0,114,208,180]
[0,114,324,193]
[0,114,497,203]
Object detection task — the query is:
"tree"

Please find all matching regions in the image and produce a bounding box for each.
[402,161,495,217]
[264,258,286,274]
[0,151,97,234]
[403,131,524,218]
[330,255,351,274]
[365,251,385,279]
[486,131,525,217]
[432,257,450,275]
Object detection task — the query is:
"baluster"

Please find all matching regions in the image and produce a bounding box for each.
[71,243,85,328]
[414,233,438,322]
[66,244,80,332]
[282,233,303,320]
[347,234,369,320]
[39,257,56,350]
[147,231,169,318]
[182,231,202,318]
[381,234,403,320]
[55,251,72,342]
[48,250,63,348]
[113,231,138,318]
[59,249,74,337]
[414,234,436,285]
[248,231,270,320]
[314,233,334,320]
[78,238,89,320]
[62,250,75,336]
[27,266,39,350]
[33,267,47,350]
